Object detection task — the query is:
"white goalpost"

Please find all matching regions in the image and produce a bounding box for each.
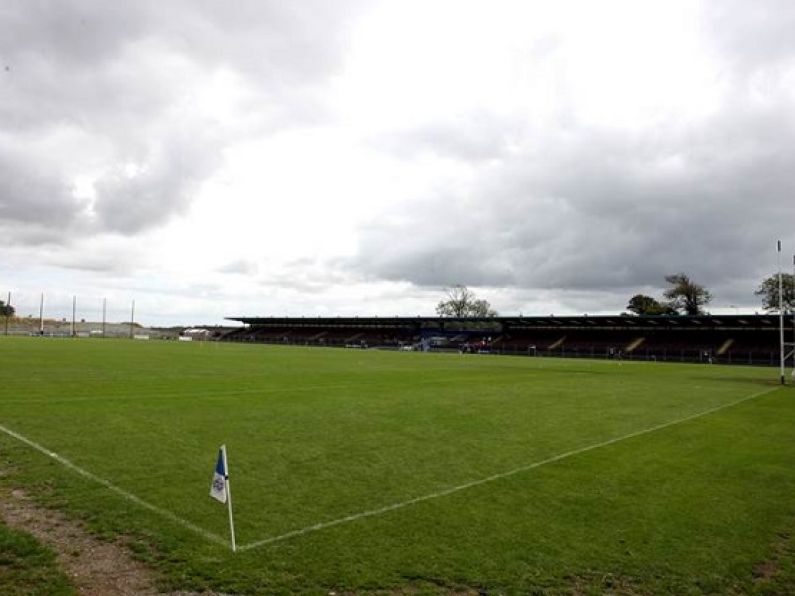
[777,241,795,384]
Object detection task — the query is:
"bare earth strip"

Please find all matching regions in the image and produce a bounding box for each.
[0,487,223,596]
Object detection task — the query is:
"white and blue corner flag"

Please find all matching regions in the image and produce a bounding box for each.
[210,444,236,551]
[210,445,228,503]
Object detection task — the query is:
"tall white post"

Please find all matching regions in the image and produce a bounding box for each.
[71,295,76,337]
[4,291,9,336]
[130,299,135,339]
[39,293,44,335]
[102,298,107,337]
[778,241,785,385]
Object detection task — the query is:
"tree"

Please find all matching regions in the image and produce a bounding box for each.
[470,298,497,317]
[755,273,795,313]
[663,273,712,315]
[436,285,497,317]
[0,300,14,317]
[626,294,676,315]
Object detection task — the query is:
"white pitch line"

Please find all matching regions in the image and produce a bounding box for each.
[239,386,781,552]
[0,422,227,548]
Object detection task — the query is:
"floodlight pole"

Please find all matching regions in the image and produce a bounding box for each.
[39,292,44,335]
[130,299,135,339]
[778,241,785,385]
[4,291,9,336]
[71,295,76,337]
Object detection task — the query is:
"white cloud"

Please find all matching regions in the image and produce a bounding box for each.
[2,0,795,324]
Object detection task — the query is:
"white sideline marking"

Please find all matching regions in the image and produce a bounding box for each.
[0,423,227,548]
[239,386,780,552]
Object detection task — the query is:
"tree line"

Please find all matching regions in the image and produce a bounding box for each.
[626,273,711,315]
[626,272,795,315]
[435,272,795,319]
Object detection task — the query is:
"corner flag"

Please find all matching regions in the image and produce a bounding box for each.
[210,446,228,503]
[209,444,236,551]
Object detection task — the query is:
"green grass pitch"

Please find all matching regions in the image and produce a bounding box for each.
[1,336,794,594]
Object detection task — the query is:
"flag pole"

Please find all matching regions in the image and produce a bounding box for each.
[222,445,237,552]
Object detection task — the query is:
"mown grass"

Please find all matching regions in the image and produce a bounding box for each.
[0,522,74,595]
[0,336,794,594]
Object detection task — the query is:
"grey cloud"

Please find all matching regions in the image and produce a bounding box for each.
[349,2,795,312]
[0,144,83,226]
[92,128,220,233]
[355,243,515,288]
[349,100,795,308]
[44,244,139,274]
[0,222,72,247]
[0,0,365,245]
[701,0,795,73]
[255,266,353,294]
[218,260,259,275]
[172,2,363,83]
[0,1,149,66]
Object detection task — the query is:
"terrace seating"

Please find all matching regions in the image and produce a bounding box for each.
[221,314,788,366]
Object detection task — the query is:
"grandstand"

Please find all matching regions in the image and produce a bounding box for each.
[224,314,790,366]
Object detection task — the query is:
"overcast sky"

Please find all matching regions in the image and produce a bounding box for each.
[2,0,794,326]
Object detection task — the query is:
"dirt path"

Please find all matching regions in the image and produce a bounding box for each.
[0,487,211,595]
